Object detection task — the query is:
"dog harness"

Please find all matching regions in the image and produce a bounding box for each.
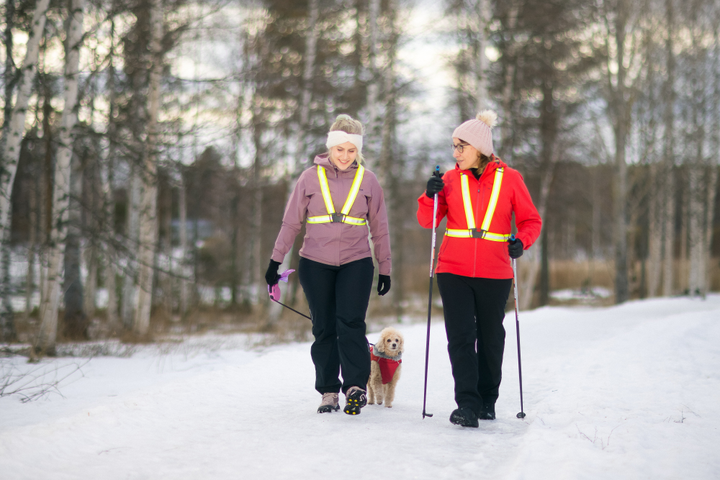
[307,165,366,225]
[445,167,511,242]
[370,345,402,385]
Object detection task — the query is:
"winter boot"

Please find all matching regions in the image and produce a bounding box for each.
[343,386,367,415]
[479,402,496,420]
[317,393,340,414]
[449,407,479,428]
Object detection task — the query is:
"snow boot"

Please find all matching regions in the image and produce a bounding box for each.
[317,393,340,413]
[343,386,367,415]
[450,407,479,428]
[479,402,496,420]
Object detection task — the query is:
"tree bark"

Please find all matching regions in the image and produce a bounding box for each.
[62,144,87,340]
[661,0,676,297]
[178,172,189,316]
[133,0,163,336]
[102,2,119,332]
[475,0,490,111]
[36,0,85,354]
[0,0,51,248]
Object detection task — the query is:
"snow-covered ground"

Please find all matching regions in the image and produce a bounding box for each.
[2,295,720,479]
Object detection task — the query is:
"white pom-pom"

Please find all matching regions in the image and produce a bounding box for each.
[476,110,497,129]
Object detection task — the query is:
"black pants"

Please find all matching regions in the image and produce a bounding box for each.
[299,256,373,395]
[436,273,512,415]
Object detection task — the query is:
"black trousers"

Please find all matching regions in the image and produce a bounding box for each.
[436,273,512,415]
[299,256,373,395]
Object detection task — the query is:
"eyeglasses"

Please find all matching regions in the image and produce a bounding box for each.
[452,143,469,153]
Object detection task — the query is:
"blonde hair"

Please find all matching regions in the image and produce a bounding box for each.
[328,114,365,163]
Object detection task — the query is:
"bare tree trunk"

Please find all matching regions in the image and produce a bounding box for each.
[499,3,518,158]
[687,18,706,297]
[601,0,641,304]
[1,0,51,341]
[26,175,38,320]
[36,0,85,355]
[707,24,720,295]
[0,0,51,248]
[102,2,119,332]
[101,159,118,332]
[378,0,401,317]
[661,0,676,297]
[688,165,704,296]
[475,0,490,111]
[647,163,662,297]
[294,0,318,174]
[366,0,381,155]
[178,173,189,317]
[247,94,264,313]
[520,156,556,309]
[62,145,87,340]
[133,0,163,336]
[121,168,140,329]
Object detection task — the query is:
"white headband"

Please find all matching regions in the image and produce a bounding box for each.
[326,130,363,153]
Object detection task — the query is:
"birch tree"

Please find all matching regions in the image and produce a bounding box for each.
[36,0,85,354]
[133,0,164,335]
[0,0,51,246]
[686,0,708,297]
[102,1,120,331]
[598,0,646,304]
[661,0,676,297]
[0,0,51,341]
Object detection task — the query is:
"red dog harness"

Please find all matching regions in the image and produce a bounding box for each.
[370,345,402,384]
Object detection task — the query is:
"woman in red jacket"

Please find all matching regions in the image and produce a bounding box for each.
[417,110,541,427]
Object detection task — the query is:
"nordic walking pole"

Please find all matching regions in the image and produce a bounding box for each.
[422,166,441,419]
[510,234,526,419]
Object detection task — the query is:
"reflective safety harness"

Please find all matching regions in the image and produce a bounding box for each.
[307,165,367,226]
[445,167,511,242]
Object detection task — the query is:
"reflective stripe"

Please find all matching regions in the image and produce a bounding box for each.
[307,165,367,225]
[445,167,509,242]
[445,229,511,241]
[481,168,504,231]
[461,175,476,230]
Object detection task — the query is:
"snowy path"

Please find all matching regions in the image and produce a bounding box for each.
[2,296,720,479]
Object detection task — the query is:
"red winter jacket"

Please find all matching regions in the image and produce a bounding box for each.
[416,158,542,279]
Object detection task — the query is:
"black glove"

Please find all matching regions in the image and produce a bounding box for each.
[425,172,444,198]
[377,275,391,296]
[265,260,281,286]
[508,238,524,259]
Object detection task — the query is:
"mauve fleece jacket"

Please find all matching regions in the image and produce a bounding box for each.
[271,153,392,276]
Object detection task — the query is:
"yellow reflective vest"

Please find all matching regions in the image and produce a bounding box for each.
[306,165,367,226]
[445,167,511,242]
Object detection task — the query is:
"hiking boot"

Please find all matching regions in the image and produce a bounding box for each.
[317,392,340,414]
[479,402,496,420]
[343,386,367,415]
[450,407,479,428]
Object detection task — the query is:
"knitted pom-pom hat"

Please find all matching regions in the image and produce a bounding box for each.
[452,110,498,156]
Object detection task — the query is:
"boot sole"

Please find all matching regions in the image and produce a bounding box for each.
[317,405,340,414]
[343,390,367,415]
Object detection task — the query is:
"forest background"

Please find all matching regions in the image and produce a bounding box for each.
[1,0,719,355]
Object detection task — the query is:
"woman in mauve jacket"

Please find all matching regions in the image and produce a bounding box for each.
[266,114,391,416]
[417,110,542,427]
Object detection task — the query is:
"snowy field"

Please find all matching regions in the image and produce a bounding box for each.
[1,295,720,479]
